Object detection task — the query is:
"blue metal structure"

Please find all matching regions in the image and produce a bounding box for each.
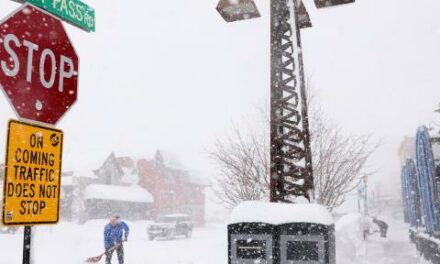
[400,126,440,262]
[415,126,440,235]
[402,159,422,227]
[401,165,410,223]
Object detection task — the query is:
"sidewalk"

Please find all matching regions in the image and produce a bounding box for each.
[362,219,421,264]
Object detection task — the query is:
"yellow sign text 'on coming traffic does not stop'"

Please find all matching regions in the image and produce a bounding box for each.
[2,120,63,225]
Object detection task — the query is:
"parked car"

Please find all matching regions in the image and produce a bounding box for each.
[147,214,193,240]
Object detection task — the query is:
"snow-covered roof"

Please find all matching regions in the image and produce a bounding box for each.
[84,184,153,203]
[229,201,334,226]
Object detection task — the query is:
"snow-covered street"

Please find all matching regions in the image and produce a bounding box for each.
[1,221,227,264]
[0,217,427,264]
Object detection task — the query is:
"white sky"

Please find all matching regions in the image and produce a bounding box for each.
[0,0,439,202]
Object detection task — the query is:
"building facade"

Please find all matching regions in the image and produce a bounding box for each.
[60,151,208,226]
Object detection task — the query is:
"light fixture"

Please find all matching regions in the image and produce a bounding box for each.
[216,0,261,23]
[314,0,355,9]
[297,1,312,29]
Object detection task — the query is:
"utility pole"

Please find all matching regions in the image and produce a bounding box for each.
[217,0,354,203]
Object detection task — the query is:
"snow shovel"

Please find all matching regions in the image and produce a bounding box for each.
[85,243,123,263]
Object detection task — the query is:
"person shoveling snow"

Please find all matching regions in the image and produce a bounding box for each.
[85,216,129,263]
[372,217,388,238]
[104,216,129,264]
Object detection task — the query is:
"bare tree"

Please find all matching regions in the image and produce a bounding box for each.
[310,110,377,210]
[209,100,377,210]
[209,121,270,208]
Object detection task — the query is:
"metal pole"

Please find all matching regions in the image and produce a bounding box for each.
[270,0,313,202]
[270,0,284,203]
[294,0,314,197]
[23,226,32,264]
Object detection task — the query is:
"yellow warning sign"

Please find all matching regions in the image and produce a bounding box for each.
[2,120,63,225]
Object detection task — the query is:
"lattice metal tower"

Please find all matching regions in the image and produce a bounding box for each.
[269,0,313,202]
[217,0,354,203]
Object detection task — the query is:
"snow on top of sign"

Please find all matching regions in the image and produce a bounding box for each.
[229,201,334,225]
[84,184,153,203]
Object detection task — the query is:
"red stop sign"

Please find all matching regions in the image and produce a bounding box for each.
[0,4,78,125]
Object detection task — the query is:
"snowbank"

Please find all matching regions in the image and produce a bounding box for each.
[335,213,366,262]
[229,201,333,225]
[84,184,153,203]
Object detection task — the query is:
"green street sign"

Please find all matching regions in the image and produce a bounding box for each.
[17,0,95,32]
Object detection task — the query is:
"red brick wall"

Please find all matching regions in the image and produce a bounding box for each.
[136,159,206,226]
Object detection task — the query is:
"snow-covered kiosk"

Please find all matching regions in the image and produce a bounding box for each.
[228,201,335,264]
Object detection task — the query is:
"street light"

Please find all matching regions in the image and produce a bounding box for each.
[217,0,355,23]
[314,0,354,8]
[216,0,261,22]
[216,0,354,202]
[297,1,312,28]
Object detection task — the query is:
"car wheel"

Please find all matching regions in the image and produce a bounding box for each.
[149,235,155,241]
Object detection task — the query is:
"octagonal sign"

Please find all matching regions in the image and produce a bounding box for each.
[0,4,78,125]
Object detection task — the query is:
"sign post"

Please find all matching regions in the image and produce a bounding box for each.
[23,226,32,264]
[0,1,87,263]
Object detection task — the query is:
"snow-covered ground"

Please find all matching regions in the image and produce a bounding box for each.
[0,216,428,264]
[1,220,227,264]
[336,214,423,264]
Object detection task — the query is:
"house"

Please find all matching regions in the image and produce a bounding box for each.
[60,150,208,225]
[134,150,210,226]
[60,153,153,222]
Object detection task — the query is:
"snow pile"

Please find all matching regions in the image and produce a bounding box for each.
[335,213,366,262]
[84,184,153,203]
[229,201,333,225]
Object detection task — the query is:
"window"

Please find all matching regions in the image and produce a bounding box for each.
[236,239,267,260]
[286,241,319,261]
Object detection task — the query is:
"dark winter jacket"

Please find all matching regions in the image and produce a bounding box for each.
[104,221,130,249]
[373,218,388,231]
